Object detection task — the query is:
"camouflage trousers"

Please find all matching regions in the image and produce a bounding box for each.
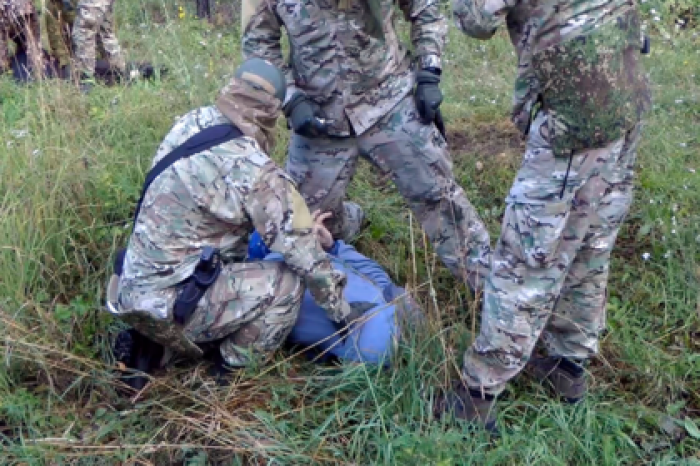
[462,111,643,396]
[46,0,78,68]
[118,261,303,368]
[286,94,492,292]
[0,0,44,76]
[72,0,125,77]
[183,261,304,368]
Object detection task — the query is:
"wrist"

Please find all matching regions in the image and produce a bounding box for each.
[419,54,442,72]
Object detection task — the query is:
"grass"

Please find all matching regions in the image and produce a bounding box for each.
[1,0,699,464]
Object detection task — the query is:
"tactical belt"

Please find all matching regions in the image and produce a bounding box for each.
[114,123,243,324]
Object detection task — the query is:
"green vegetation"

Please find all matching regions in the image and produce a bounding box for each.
[1,1,699,464]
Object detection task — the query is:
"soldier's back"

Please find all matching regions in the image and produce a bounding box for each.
[121,106,275,293]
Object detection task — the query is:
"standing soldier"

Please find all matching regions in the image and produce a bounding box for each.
[72,0,126,91]
[432,0,651,432]
[105,58,359,387]
[0,0,45,78]
[241,0,493,295]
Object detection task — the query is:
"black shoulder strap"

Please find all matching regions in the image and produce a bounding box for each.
[131,123,243,227]
[114,124,243,277]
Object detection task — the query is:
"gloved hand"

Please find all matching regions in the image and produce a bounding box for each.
[349,301,376,315]
[284,92,329,138]
[414,68,443,125]
[333,301,376,338]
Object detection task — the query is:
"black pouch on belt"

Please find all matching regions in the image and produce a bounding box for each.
[173,246,222,326]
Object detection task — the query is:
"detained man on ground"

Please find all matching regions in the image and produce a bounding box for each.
[247,210,424,367]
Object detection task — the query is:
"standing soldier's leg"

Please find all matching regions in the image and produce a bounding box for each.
[72,0,105,81]
[360,94,491,293]
[46,0,73,73]
[97,0,125,73]
[183,261,304,369]
[285,133,362,241]
[0,25,9,74]
[529,123,643,401]
[435,112,631,429]
[21,11,45,78]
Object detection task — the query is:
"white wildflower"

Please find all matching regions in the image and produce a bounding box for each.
[642,252,651,261]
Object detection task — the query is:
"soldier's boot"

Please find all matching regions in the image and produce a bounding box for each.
[78,72,95,94]
[340,201,365,243]
[432,381,498,434]
[525,356,587,404]
[207,349,241,386]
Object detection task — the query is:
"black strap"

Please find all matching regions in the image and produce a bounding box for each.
[114,124,243,276]
[131,123,243,228]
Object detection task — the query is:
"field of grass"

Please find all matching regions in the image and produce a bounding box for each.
[1,1,699,464]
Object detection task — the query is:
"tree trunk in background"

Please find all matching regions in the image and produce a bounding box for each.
[196,0,213,20]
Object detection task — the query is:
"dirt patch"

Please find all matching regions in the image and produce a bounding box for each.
[446,119,525,160]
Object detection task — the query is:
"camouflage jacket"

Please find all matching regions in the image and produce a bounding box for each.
[452,0,651,155]
[117,106,349,323]
[242,0,447,137]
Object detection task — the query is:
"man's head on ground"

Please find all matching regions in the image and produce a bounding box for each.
[215,58,287,154]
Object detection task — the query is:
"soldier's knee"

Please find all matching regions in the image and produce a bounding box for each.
[273,264,304,310]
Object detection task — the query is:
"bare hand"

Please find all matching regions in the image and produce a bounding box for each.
[312,210,334,250]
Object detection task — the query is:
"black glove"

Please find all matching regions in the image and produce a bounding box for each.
[414,68,443,125]
[333,301,375,338]
[349,301,376,315]
[284,92,329,138]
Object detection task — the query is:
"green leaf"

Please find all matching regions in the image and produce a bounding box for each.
[684,417,700,439]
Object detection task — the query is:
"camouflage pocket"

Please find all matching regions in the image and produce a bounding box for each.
[277,0,334,88]
[532,9,651,156]
[501,199,571,269]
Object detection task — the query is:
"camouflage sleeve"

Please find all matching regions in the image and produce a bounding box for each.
[241,0,299,106]
[451,0,515,40]
[397,0,447,70]
[242,161,351,323]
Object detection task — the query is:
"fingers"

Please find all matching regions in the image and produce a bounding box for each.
[317,211,333,224]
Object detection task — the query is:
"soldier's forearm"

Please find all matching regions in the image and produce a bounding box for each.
[406,1,446,69]
[452,0,505,40]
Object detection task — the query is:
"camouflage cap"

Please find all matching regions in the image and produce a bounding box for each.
[234,58,286,103]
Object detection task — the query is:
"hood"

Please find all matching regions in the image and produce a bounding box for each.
[214,77,281,154]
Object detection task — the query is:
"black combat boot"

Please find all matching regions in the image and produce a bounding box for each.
[525,356,588,404]
[432,381,499,434]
